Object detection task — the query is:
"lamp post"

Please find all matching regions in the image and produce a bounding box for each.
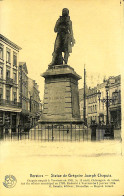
[97,90,101,124]
[97,83,118,126]
[97,83,110,125]
[83,65,86,125]
[105,83,109,125]
[97,83,119,139]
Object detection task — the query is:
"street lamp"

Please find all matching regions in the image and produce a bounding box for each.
[97,83,109,125]
[105,83,109,125]
[97,83,119,139]
[98,83,118,126]
[97,90,101,124]
[98,83,109,125]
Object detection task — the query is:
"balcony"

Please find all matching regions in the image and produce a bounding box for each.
[6,77,13,87]
[0,99,22,108]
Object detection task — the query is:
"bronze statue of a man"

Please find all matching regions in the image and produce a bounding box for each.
[49,8,75,66]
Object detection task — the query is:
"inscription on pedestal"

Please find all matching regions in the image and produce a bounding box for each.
[45,84,66,115]
[42,65,81,121]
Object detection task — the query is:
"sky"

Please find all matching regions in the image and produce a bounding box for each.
[0,0,123,100]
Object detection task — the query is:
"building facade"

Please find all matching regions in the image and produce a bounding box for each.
[87,87,98,125]
[97,82,108,124]
[28,78,41,127]
[109,76,121,129]
[0,34,22,132]
[79,86,88,121]
[19,62,30,130]
[79,75,121,128]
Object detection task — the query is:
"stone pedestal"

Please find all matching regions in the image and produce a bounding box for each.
[40,65,83,124]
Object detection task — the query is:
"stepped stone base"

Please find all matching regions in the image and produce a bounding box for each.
[39,64,83,124]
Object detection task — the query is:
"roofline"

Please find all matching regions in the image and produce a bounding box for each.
[19,62,28,74]
[19,62,26,65]
[0,34,22,51]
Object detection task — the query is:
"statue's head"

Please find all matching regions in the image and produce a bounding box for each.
[62,8,69,17]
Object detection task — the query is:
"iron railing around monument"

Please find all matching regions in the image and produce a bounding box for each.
[1,123,90,142]
[29,124,90,142]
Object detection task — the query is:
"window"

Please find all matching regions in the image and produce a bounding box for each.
[0,47,3,59]
[0,88,3,99]
[103,103,104,109]
[0,67,3,79]
[6,70,10,78]
[88,106,90,113]
[13,53,17,66]
[19,95,21,103]
[13,72,17,83]
[5,112,10,124]
[13,92,17,103]
[118,90,121,103]
[6,88,10,101]
[0,112,3,123]
[6,49,11,63]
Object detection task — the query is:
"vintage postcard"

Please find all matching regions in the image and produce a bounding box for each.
[0,0,124,195]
